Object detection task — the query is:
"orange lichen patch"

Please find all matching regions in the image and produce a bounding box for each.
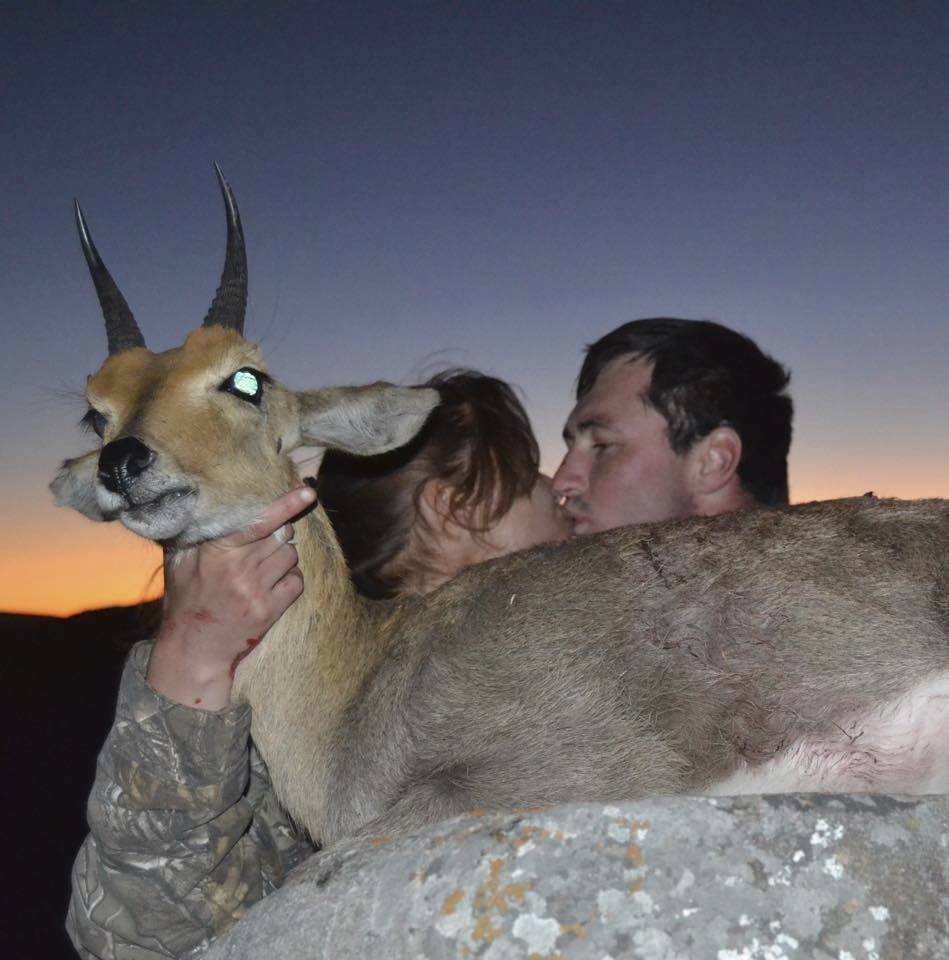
[472,915,501,944]
[626,843,643,866]
[501,881,532,904]
[459,947,470,958]
[441,889,464,917]
[468,855,536,942]
[529,954,563,960]
[369,835,392,847]
[471,860,504,915]
[462,808,490,819]
[843,899,859,914]
[610,815,651,833]
[474,860,513,913]
[628,878,644,896]
[512,805,552,815]
[559,922,587,940]
[513,825,553,848]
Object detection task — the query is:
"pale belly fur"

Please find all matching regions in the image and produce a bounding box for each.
[707,671,949,796]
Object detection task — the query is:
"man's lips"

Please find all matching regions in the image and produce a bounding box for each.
[563,508,591,534]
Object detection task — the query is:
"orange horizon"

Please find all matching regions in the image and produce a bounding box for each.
[1,549,163,618]
[6,466,948,618]
[0,522,164,618]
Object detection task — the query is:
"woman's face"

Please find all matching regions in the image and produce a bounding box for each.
[480,474,572,559]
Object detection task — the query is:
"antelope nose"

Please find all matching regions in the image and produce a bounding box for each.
[98,437,155,494]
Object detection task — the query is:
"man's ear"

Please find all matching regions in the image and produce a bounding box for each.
[687,426,743,496]
[50,450,108,520]
[295,383,439,456]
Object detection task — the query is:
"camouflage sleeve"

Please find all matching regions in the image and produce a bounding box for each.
[66,641,314,960]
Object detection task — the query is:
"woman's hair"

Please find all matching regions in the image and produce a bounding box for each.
[318,369,540,599]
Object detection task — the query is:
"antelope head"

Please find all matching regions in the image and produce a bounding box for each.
[51,166,438,547]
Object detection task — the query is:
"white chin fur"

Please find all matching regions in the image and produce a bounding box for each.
[121,510,195,543]
[112,489,198,543]
[95,487,127,515]
[119,496,266,547]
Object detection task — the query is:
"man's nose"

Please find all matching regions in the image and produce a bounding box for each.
[552,450,583,501]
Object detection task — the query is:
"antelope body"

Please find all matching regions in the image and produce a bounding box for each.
[54,170,949,847]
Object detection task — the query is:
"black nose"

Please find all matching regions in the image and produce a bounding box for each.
[98,437,156,494]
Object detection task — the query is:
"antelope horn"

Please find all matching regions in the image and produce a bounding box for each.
[202,163,247,334]
[74,199,146,355]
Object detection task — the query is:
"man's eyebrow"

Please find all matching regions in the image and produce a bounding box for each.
[563,415,611,441]
[577,415,611,432]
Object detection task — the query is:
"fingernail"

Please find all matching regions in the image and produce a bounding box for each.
[299,486,317,504]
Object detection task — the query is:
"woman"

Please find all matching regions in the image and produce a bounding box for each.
[68,370,568,960]
[320,369,568,597]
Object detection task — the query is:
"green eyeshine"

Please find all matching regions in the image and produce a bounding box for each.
[232,370,260,396]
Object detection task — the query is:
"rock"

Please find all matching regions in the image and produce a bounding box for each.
[203,795,949,960]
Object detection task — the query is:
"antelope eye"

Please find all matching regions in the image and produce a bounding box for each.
[81,408,107,438]
[221,367,267,405]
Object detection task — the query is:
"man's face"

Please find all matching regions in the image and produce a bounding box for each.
[552,356,695,534]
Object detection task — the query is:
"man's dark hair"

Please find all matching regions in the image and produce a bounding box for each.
[577,318,792,505]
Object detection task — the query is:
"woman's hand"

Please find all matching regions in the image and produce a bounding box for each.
[146,486,316,710]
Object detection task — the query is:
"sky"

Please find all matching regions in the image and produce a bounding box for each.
[1,1,947,616]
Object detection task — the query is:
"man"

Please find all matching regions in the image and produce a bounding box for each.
[553,317,792,533]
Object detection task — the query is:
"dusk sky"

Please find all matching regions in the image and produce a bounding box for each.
[2,2,947,615]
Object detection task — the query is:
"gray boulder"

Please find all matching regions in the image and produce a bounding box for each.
[204,795,948,959]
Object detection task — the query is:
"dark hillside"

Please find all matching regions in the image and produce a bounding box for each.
[1,602,160,959]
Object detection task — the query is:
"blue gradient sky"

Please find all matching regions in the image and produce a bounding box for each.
[2,1,947,613]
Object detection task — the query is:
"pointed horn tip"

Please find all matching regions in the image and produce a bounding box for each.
[202,161,247,334]
[74,199,96,254]
[211,163,239,213]
[212,161,228,187]
[71,194,146,353]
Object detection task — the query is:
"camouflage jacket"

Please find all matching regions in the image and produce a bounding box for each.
[67,641,314,959]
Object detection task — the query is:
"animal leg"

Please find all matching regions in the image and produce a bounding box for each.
[347,777,474,845]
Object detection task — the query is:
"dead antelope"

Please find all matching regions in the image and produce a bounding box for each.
[53,168,949,847]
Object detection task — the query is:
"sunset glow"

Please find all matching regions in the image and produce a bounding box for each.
[7,457,947,618]
[4,4,947,619]
[0,520,163,617]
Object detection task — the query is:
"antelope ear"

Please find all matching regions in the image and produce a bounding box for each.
[295,384,439,455]
[50,450,108,520]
